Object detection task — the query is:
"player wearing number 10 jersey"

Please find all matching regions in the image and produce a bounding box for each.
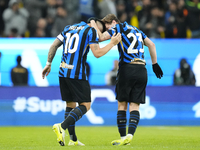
[42,19,121,146]
[90,14,163,146]
[57,22,98,80]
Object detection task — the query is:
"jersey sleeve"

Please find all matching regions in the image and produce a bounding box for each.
[57,33,64,43]
[139,29,147,40]
[56,25,71,42]
[88,28,99,45]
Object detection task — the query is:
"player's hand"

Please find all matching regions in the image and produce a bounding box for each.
[152,63,163,79]
[110,33,121,45]
[90,19,97,28]
[87,17,98,23]
[42,65,51,79]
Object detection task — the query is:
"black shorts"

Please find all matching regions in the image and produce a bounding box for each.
[115,64,147,104]
[59,77,91,103]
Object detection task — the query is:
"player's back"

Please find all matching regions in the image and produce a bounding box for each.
[108,22,147,66]
[57,21,98,80]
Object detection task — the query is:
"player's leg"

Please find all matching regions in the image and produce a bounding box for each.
[125,103,140,143]
[53,103,78,147]
[69,102,90,146]
[111,101,129,146]
[52,77,72,146]
[111,65,130,146]
[60,78,91,146]
[60,78,91,130]
[53,102,90,146]
[124,64,147,144]
[112,64,147,146]
[64,102,77,143]
[63,102,90,146]
[61,102,90,130]
[117,101,128,139]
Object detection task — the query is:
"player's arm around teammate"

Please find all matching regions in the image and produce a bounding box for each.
[42,33,121,79]
[90,32,121,58]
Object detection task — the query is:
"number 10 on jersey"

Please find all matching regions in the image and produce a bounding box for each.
[64,33,79,54]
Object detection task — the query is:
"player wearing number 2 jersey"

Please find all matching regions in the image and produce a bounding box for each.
[42,18,121,146]
[90,14,163,146]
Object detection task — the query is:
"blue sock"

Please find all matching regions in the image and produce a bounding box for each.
[128,111,140,135]
[117,111,127,137]
[65,107,77,141]
[61,105,87,130]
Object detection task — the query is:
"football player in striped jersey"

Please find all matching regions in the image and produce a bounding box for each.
[90,14,163,146]
[42,18,121,146]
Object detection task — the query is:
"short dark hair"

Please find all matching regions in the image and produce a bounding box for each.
[97,20,106,32]
[87,17,106,32]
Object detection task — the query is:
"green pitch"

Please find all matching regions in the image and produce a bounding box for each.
[0,126,200,150]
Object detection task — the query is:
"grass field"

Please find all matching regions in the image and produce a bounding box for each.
[0,126,200,150]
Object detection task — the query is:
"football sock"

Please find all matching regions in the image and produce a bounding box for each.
[65,107,77,141]
[121,136,126,139]
[128,110,140,135]
[117,110,127,137]
[61,105,87,130]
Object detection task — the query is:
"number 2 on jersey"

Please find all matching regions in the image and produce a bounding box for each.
[64,33,79,54]
[127,33,144,54]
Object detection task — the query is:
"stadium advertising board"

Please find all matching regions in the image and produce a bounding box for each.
[0,38,200,86]
[0,86,199,126]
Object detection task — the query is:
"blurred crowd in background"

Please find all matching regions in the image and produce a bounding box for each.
[0,0,200,38]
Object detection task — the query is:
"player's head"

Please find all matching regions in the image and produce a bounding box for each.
[102,14,121,30]
[87,17,106,33]
[96,20,106,33]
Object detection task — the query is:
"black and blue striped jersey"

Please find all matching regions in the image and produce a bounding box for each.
[57,21,99,80]
[107,21,147,66]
